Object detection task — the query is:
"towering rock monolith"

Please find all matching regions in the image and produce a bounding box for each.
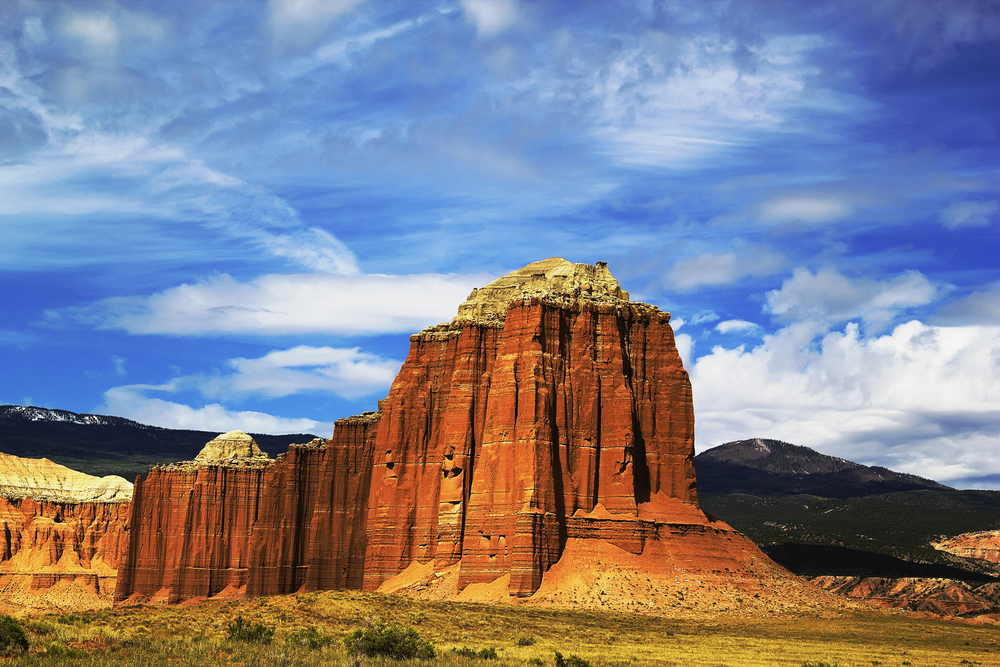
[363,258,700,595]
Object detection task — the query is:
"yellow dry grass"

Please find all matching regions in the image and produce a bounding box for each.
[4,589,999,666]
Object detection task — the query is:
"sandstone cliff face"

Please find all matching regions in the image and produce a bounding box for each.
[0,453,131,610]
[364,258,703,597]
[115,417,378,603]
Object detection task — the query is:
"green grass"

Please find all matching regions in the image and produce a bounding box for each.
[3,589,1000,666]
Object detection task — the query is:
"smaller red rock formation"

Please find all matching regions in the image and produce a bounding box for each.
[0,453,131,611]
[116,418,380,604]
[812,575,1000,617]
[932,531,1000,569]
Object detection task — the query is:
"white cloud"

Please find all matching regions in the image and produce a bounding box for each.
[57,271,490,336]
[269,0,365,50]
[766,267,938,331]
[690,320,1000,483]
[198,345,401,400]
[759,196,852,225]
[690,310,720,325]
[934,281,1000,325]
[667,248,785,290]
[63,13,119,61]
[675,332,694,369]
[97,343,401,435]
[939,199,998,228]
[715,319,759,334]
[100,386,333,436]
[461,0,518,37]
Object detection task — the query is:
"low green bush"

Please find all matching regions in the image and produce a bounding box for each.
[225,616,274,644]
[344,622,435,660]
[286,626,333,649]
[0,615,29,654]
[555,650,593,667]
[452,645,499,659]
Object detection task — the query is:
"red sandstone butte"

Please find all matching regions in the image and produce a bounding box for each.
[365,258,708,596]
[116,258,798,607]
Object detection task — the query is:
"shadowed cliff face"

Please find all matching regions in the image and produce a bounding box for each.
[115,258,796,606]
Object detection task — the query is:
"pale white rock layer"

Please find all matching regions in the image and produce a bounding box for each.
[0,452,132,503]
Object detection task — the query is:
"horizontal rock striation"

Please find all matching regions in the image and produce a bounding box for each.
[0,454,131,609]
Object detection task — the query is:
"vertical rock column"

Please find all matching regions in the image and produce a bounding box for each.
[362,326,500,590]
[303,413,379,591]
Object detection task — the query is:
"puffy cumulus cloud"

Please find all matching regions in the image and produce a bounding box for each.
[57,271,490,336]
[100,385,332,436]
[690,320,1000,484]
[674,332,694,369]
[715,319,760,334]
[939,200,998,229]
[461,0,519,37]
[766,267,938,331]
[666,247,785,291]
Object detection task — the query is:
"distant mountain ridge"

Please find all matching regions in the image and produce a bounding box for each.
[0,404,319,479]
[694,437,951,498]
[1,405,151,428]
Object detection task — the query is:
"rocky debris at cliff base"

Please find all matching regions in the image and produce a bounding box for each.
[374,537,857,618]
[0,452,132,503]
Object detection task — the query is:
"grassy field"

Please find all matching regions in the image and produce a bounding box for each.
[3,590,1000,667]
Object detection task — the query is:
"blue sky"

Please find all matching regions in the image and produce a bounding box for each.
[1,0,998,487]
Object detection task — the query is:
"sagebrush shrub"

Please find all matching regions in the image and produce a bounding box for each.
[344,622,435,660]
[555,650,593,667]
[286,626,333,649]
[0,615,28,654]
[225,616,274,644]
